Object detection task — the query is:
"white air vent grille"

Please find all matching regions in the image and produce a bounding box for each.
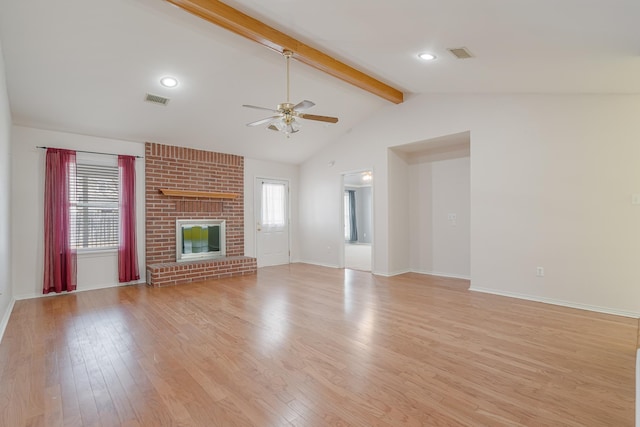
[145,93,170,106]
[447,47,474,59]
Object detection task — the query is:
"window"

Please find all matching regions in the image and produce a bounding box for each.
[344,190,357,242]
[261,182,286,227]
[71,160,119,250]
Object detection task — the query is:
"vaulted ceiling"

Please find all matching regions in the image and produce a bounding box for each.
[1,0,639,164]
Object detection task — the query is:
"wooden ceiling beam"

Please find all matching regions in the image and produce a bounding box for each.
[166,0,404,104]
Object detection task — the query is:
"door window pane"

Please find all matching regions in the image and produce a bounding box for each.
[262,183,286,226]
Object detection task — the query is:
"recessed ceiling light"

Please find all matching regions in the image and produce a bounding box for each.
[160,76,179,88]
[417,52,436,61]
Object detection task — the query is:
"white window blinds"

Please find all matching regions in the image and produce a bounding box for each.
[71,163,119,249]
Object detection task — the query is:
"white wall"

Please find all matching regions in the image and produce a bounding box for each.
[243,158,299,262]
[298,94,640,316]
[387,148,411,275]
[11,126,145,299]
[0,40,14,339]
[408,147,470,279]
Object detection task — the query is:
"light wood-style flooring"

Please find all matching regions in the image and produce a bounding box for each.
[0,264,637,426]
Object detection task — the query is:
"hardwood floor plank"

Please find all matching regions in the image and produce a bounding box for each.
[0,264,636,426]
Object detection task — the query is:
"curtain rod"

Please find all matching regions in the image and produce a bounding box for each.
[36,146,144,159]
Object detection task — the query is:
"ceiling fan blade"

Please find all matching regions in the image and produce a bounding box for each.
[267,125,280,131]
[298,113,339,124]
[246,116,281,127]
[242,104,280,113]
[293,100,315,111]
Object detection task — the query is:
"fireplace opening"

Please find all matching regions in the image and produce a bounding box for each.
[176,219,226,262]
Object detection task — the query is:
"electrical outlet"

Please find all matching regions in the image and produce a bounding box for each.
[536,267,544,277]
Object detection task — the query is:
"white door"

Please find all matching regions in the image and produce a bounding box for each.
[256,178,290,267]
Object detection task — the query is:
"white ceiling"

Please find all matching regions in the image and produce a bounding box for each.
[1,0,639,164]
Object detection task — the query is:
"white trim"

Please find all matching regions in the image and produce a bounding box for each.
[373,269,411,277]
[410,269,471,280]
[373,269,469,279]
[470,286,640,319]
[0,298,16,344]
[294,260,340,269]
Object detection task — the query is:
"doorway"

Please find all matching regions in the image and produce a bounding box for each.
[343,171,373,272]
[255,178,290,267]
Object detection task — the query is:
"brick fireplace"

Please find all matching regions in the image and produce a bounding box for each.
[145,142,256,286]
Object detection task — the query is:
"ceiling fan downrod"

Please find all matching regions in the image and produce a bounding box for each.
[284,50,292,104]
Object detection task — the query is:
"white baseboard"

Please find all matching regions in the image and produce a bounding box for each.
[373,269,411,277]
[411,269,471,280]
[470,286,640,319]
[0,297,16,344]
[294,260,340,269]
[373,269,470,280]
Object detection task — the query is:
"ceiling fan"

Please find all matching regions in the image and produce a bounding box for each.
[243,50,339,137]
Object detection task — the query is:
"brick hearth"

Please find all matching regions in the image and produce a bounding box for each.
[146,256,256,287]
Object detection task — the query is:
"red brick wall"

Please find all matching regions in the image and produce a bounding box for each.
[145,142,245,267]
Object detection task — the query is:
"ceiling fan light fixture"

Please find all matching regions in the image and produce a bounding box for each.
[274,118,301,136]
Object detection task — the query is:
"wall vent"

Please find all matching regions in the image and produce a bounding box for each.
[145,93,170,106]
[447,47,474,59]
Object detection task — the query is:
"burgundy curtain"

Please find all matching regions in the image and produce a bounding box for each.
[118,155,139,282]
[43,148,77,294]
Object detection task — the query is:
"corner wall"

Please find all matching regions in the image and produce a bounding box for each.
[298,94,640,316]
[387,148,410,275]
[0,40,13,340]
[408,146,470,279]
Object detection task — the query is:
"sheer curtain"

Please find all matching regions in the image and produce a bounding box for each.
[43,148,77,294]
[262,182,286,226]
[347,190,358,242]
[118,155,139,283]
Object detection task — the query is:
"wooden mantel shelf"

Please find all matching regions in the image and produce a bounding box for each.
[159,188,239,199]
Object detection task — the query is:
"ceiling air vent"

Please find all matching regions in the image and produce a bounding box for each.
[145,93,170,106]
[447,47,474,59]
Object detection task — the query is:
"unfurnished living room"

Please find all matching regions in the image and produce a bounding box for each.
[0,1,639,426]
